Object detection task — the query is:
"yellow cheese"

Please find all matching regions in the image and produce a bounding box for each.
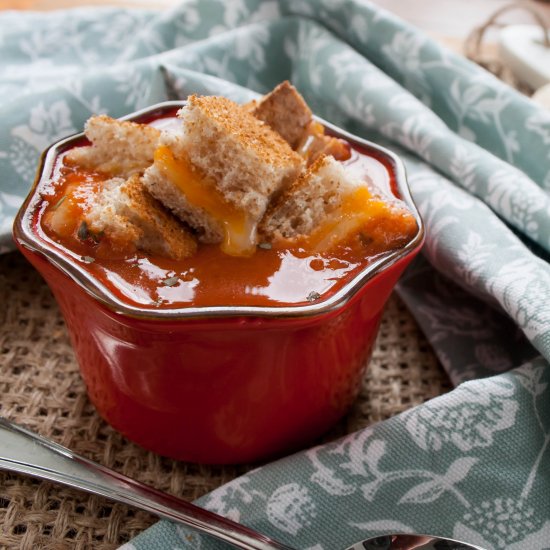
[307,186,388,252]
[154,146,256,257]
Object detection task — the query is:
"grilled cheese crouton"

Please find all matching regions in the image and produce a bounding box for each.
[259,155,417,254]
[66,115,160,178]
[85,174,196,260]
[248,81,312,148]
[248,83,351,165]
[143,95,304,256]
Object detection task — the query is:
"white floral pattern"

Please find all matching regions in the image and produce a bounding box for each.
[2,100,77,184]
[266,483,317,535]
[403,377,517,452]
[488,259,550,343]
[380,31,431,103]
[454,501,550,550]
[11,101,76,152]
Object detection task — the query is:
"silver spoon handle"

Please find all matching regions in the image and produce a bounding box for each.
[0,417,294,550]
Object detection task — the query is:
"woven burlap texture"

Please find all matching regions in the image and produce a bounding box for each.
[0,250,449,549]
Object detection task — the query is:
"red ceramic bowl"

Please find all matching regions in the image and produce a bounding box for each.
[13,101,424,464]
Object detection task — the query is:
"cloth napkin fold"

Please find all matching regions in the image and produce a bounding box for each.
[2,1,550,548]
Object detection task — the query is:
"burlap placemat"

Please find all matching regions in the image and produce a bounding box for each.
[0,250,449,549]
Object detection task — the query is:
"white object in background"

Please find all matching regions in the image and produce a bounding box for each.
[499,24,550,89]
[532,82,550,110]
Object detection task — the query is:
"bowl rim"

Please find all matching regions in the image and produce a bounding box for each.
[13,100,424,321]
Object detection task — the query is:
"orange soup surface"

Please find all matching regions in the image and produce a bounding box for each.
[38,117,415,310]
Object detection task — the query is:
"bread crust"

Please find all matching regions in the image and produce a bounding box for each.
[86,175,197,260]
[66,115,160,178]
[249,81,312,148]
[259,155,346,239]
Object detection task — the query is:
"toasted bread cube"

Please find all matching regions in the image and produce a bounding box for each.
[249,81,312,148]
[85,174,197,260]
[259,155,417,253]
[259,155,344,239]
[66,115,160,178]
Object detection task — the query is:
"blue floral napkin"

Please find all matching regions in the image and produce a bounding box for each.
[1,1,550,548]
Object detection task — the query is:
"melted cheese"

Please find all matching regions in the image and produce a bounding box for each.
[296,121,351,164]
[154,146,256,257]
[307,186,388,253]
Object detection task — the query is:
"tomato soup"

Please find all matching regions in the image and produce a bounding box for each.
[37,114,414,310]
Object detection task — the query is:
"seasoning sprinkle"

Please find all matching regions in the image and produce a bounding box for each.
[81,256,95,263]
[77,221,89,241]
[358,232,374,247]
[91,230,104,244]
[53,195,67,210]
[258,242,272,250]
[162,276,179,287]
[307,291,321,302]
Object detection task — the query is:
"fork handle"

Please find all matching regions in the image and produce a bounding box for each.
[0,417,294,550]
